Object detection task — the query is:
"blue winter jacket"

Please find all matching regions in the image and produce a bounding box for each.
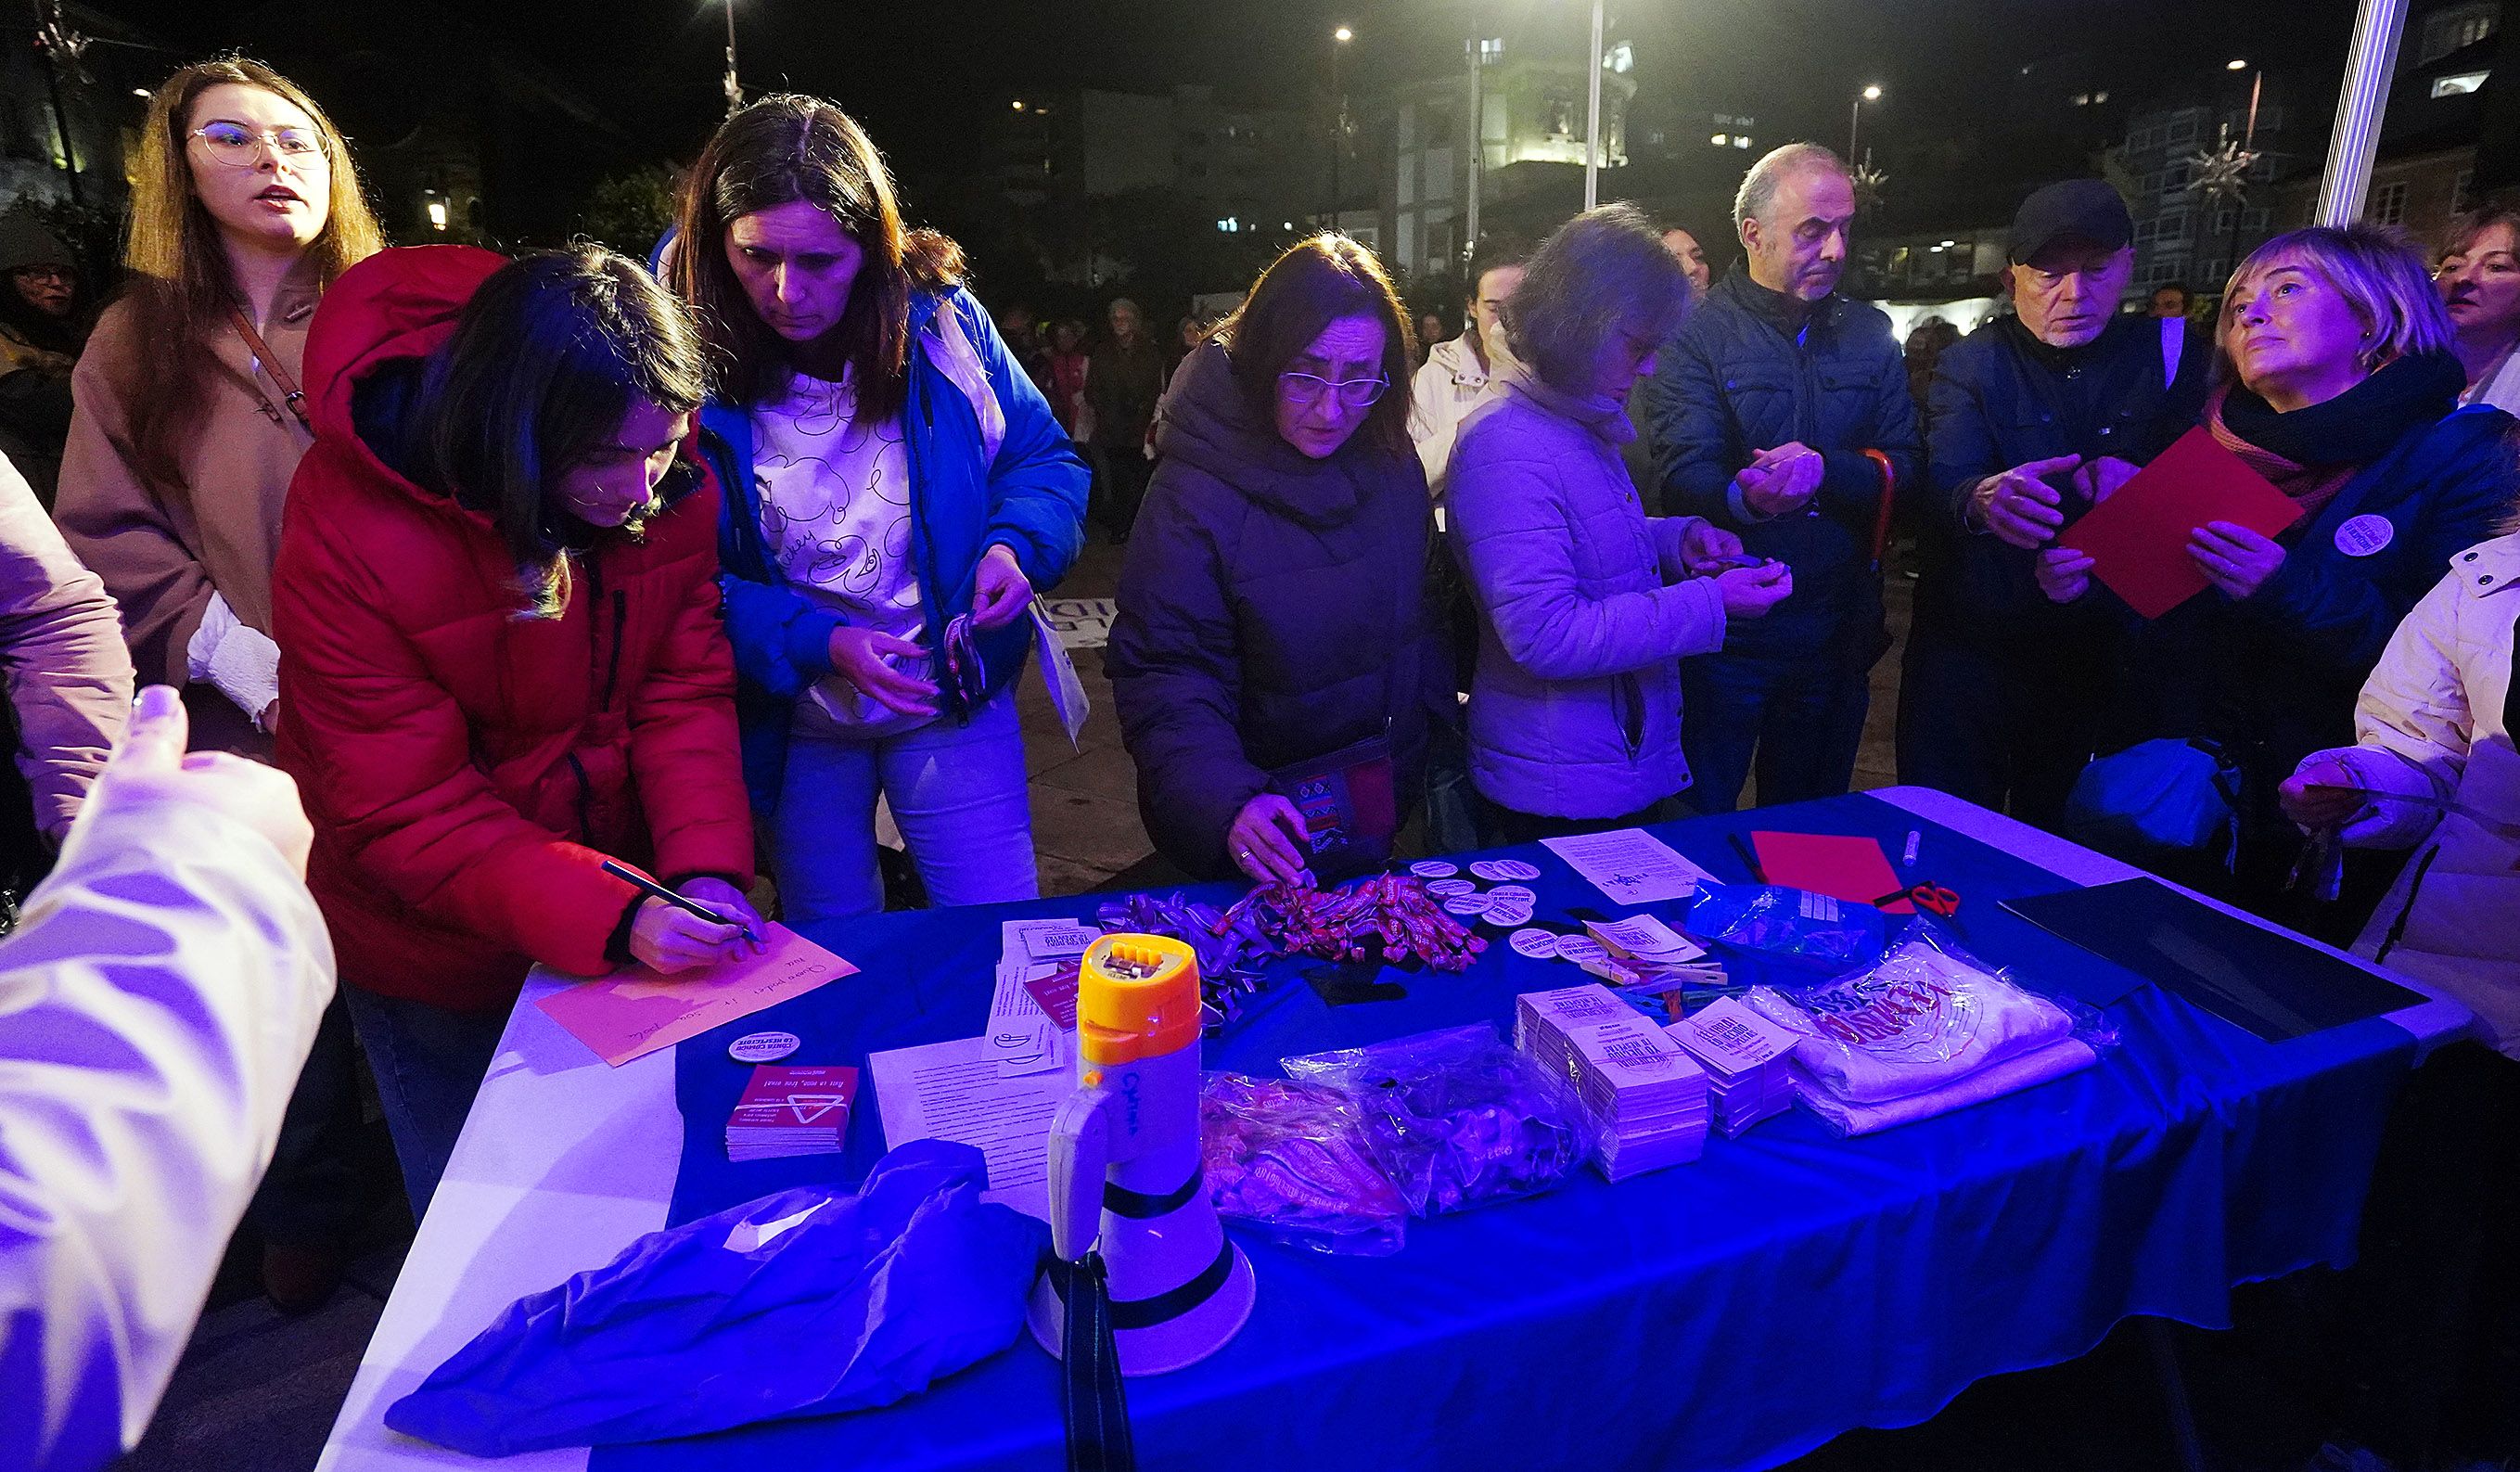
[696,287,1088,813]
[1643,271,1922,660]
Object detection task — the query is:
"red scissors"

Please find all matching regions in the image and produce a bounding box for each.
[1874,881,1962,923]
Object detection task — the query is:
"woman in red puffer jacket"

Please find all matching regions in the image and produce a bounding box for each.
[274,242,757,1215]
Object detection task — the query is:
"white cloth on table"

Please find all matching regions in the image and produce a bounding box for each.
[1746,937,2078,1105]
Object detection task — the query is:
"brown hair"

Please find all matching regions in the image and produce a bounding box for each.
[118,56,384,487]
[1507,203,1692,393]
[1215,234,1415,457]
[2444,204,2520,263]
[672,94,963,423]
[408,246,708,617]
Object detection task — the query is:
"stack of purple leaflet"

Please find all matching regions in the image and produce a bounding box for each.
[1664,996,1800,1137]
[1516,983,1710,1181]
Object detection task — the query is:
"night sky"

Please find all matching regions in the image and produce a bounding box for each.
[71,0,2374,263]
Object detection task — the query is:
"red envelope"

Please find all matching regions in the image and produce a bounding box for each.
[1750,831,1912,915]
[2054,426,2304,620]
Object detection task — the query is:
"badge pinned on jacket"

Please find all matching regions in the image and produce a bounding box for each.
[2334,514,2395,558]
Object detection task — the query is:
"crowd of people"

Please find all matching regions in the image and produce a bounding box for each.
[0,48,2516,1469]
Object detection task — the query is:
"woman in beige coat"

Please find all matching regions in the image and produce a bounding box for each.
[54,57,381,756]
[52,56,380,1312]
[2283,524,2520,1055]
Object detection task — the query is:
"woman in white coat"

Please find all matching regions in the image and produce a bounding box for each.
[2281,526,2520,1054]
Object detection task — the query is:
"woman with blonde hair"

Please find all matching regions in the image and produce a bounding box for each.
[2039,224,2520,928]
[52,55,383,1312]
[57,56,383,755]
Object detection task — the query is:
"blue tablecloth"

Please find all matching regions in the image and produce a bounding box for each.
[592,794,2416,1472]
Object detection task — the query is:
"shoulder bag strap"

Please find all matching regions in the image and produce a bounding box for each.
[226,305,313,434]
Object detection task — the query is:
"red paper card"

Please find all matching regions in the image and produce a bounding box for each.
[2054,426,2304,620]
[1024,966,1081,1029]
[1750,831,1912,915]
[730,1064,860,1129]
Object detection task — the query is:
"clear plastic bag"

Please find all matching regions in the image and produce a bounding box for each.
[1742,917,2117,1108]
[1684,883,1890,968]
[1281,1024,1595,1217]
[1199,1073,1408,1256]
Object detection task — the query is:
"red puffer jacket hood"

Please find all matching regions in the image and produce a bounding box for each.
[274,246,753,1010]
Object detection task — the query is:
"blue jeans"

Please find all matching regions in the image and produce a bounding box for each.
[769,690,1039,925]
[342,984,510,1222]
[1680,650,1870,814]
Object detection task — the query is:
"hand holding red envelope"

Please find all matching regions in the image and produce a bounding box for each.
[2054,427,2303,620]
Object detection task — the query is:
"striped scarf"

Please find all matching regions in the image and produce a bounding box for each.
[2204,382,2357,520]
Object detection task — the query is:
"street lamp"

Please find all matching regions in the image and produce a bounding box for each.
[2226,58,2249,70]
[1327,25,1353,229]
[1849,83,1883,161]
[1582,0,1605,209]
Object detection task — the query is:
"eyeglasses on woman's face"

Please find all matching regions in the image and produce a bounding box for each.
[189,120,324,168]
[1276,370,1388,409]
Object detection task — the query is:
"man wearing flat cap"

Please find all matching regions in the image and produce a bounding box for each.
[1895,178,2207,831]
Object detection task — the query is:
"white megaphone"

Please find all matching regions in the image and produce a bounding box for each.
[1028,933,1255,1376]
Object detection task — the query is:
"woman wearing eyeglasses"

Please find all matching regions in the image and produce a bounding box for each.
[1107,236,1455,885]
[50,57,383,1313]
[57,59,380,759]
[1449,205,1792,843]
[670,96,1086,924]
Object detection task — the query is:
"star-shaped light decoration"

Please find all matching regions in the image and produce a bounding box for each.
[1851,152,1888,212]
[34,0,92,84]
[2185,125,2259,209]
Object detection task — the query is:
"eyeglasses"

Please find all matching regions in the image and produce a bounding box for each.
[1277,370,1388,408]
[188,121,324,169]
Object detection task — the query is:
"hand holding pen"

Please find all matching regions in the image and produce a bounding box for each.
[604,861,768,972]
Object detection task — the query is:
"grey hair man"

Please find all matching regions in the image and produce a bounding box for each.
[1639,142,1919,813]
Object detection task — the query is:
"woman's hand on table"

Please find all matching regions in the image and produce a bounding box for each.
[1227,795,1314,889]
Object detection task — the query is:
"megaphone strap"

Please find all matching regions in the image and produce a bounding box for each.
[1057,1251,1135,1472]
[1103,1166,1204,1220]
[1053,1237,1238,1333]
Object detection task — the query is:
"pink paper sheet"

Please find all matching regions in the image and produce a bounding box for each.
[535,924,858,1067]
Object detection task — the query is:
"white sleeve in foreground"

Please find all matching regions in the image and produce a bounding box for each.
[0,798,335,1472]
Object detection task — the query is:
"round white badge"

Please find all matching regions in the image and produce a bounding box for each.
[1443,893,1493,917]
[1424,878,1478,897]
[2334,514,2395,558]
[1471,859,1542,882]
[1484,900,1536,929]
[1409,860,1460,878]
[1509,928,1561,958]
[1484,884,1537,907]
[729,1030,800,1063]
[1554,936,1609,966]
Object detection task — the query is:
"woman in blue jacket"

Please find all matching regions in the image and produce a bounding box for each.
[671,96,1086,922]
[2039,224,2520,931]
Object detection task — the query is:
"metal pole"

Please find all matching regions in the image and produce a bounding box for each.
[1848,97,1861,160]
[723,0,742,115]
[41,56,81,205]
[2315,0,2409,224]
[1583,0,1604,210]
[1330,45,1344,230]
[1465,34,1481,255]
